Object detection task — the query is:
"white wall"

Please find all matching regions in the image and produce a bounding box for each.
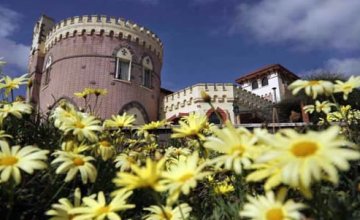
[240,72,284,102]
[163,83,236,122]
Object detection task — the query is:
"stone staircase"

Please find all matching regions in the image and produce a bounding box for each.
[234,87,275,122]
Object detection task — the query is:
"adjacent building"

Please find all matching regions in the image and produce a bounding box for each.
[28,15,301,124]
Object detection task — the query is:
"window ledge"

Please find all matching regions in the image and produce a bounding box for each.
[113,79,131,84]
[140,85,153,91]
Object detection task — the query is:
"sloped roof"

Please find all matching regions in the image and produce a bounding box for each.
[235,64,299,83]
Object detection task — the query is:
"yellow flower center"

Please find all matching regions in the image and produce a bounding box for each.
[75,121,85,129]
[291,141,318,157]
[179,173,194,183]
[343,84,353,92]
[0,156,18,166]
[230,144,245,156]
[161,210,173,219]
[73,157,85,166]
[97,206,110,215]
[266,208,284,220]
[308,80,319,86]
[100,141,111,147]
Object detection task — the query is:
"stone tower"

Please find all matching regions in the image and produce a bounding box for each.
[28,15,164,124]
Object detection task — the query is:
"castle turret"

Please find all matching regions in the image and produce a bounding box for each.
[28,15,163,123]
[28,15,55,105]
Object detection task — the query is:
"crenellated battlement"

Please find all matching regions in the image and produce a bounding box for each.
[44,15,163,59]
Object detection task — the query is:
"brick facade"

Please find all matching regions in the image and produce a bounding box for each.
[29,15,163,122]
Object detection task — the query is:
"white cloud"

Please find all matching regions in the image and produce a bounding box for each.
[0,5,29,71]
[0,37,29,71]
[231,0,360,51]
[324,58,360,76]
[302,57,360,77]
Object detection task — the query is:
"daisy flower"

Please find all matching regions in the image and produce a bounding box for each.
[46,187,82,220]
[303,100,334,114]
[288,79,334,99]
[143,203,192,220]
[112,158,165,195]
[240,189,306,220]
[161,152,210,204]
[334,75,360,100]
[70,190,135,220]
[103,113,136,129]
[51,102,78,128]
[0,140,49,184]
[203,122,257,174]
[96,140,116,161]
[114,151,139,172]
[0,101,32,125]
[93,88,108,96]
[60,113,102,142]
[52,151,97,184]
[257,126,360,191]
[0,74,28,97]
[171,113,209,140]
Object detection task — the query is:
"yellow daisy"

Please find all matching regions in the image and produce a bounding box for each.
[239,190,306,220]
[334,75,360,100]
[257,126,360,190]
[288,79,334,99]
[51,101,78,128]
[114,151,139,172]
[96,140,116,161]
[52,151,97,184]
[143,203,192,220]
[60,113,102,142]
[303,100,334,114]
[103,113,136,129]
[203,122,256,174]
[213,181,235,195]
[171,113,209,140]
[161,152,210,204]
[93,88,108,96]
[246,160,282,191]
[0,74,28,97]
[112,158,165,194]
[46,187,82,220]
[70,190,135,220]
[0,101,32,125]
[0,140,49,184]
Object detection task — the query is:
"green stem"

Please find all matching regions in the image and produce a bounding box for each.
[6,183,15,220]
[151,191,170,220]
[46,182,67,207]
[330,94,353,140]
[177,202,186,220]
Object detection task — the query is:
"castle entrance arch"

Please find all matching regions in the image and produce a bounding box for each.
[119,101,149,125]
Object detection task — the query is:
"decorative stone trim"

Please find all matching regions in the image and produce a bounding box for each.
[44,15,163,59]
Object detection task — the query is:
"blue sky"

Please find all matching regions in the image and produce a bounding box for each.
[1,0,360,92]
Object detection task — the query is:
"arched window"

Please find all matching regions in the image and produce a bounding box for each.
[251,80,258,90]
[43,55,52,86]
[261,77,268,86]
[115,48,132,81]
[142,56,153,88]
[208,111,221,124]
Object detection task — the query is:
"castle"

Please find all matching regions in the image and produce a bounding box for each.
[28,15,300,124]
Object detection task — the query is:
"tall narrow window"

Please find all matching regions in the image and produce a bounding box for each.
[261,77,268,86]
[251,80,258,89]
[43,55,52,86]
[142,56,153,88]
[115,48,132,81]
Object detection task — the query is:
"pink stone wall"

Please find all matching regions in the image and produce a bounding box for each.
[37,35,162,121]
